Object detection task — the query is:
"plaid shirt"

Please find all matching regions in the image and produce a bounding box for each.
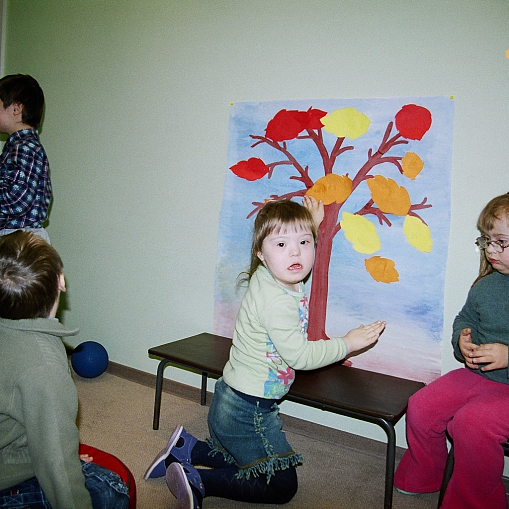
[0,129,52,229]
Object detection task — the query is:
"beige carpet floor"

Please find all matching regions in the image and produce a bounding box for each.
[74,370,444,509]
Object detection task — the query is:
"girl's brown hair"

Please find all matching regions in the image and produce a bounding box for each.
[474,193,509,285]
[239,199,317,285]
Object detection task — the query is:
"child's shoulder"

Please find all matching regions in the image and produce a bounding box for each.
[249,265,278,293]
[6,129,40,147]
[475,271,508,287]
[249,266,303,305]
[470,271,509,299]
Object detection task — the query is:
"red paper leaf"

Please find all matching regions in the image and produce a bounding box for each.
[230,157,269,181]
[395,104,432,140]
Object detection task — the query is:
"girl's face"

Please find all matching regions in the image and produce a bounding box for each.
[257,224,315,291]
[483,217,509,275]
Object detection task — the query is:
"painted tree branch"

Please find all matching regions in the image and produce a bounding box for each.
[251,135,313,188]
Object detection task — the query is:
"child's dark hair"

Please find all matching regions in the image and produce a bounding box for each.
[239,199,317,285]
[474,193,509,285]
[0,231,63,319]
[0,74,45,129]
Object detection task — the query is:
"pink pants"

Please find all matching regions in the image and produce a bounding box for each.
[394,368,509,509]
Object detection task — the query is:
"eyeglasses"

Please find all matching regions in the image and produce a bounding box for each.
[475,236,509,253]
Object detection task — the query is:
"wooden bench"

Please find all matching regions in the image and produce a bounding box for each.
[148,332,425,509]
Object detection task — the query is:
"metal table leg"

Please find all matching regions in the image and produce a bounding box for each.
[379,419,396,509]
[200,372,208,405]
[152,359,171,430]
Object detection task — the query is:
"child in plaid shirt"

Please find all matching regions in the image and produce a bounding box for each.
[0,74,52,243]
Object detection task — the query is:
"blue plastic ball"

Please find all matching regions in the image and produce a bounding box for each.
[71,341,109,378]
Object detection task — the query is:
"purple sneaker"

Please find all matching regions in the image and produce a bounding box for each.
[166,461,205,509]
[144,425,198,480]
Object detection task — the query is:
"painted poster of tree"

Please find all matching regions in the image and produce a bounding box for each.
[215,97,454,383]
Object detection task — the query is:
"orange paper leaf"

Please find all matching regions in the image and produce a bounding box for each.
[367,175,411,216]
[306,174,352,205]
[401,152,424,180]
[364,256,399,283]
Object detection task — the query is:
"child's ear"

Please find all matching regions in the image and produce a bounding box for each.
[257,251,264,263]
[12,102,23,117]
[57,274,66,292]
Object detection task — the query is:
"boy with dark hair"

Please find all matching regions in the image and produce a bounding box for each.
[0,74,52,242]
[0,231,129,509]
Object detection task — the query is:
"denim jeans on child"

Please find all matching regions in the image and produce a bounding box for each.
[0,461,129,509]
[207,378,302,480]
[180,377,300,504]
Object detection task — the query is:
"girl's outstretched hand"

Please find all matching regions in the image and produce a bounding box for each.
[303,195,324,228]
[343,321,386,355]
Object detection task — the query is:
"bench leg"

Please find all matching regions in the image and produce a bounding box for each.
[201,372,208,405]
[379,419,396,509]
[152,359,171,430]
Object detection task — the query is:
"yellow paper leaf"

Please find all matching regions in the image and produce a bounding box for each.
[306,174,352,205]
[401,152,424,180]
[365,256,399,283]
[340,212,381,254]
[367,175,411,216]
[403,215,433,252]
[321,107,371,140]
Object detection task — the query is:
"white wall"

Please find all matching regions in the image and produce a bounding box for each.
[0,1,5,77]
[4,0,509,446]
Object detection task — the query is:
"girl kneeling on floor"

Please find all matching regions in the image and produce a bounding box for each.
[145,197,385,509]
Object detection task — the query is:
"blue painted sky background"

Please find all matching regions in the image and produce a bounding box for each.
[215,97,455,383]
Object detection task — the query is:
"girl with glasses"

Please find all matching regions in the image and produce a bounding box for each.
[395,193,509,509]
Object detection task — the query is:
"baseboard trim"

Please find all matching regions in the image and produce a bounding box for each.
[106,360,203,402]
